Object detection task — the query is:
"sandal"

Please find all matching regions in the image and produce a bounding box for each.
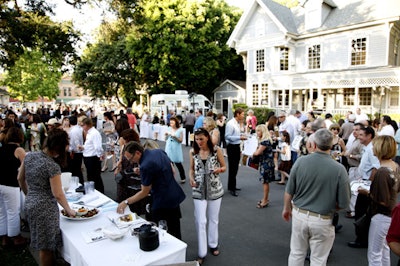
[210,246,220,256]
[257,201,269,208]
[196,257,205,265]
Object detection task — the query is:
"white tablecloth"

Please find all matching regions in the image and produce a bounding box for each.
[143,125,187,144]
[60,191,187,266]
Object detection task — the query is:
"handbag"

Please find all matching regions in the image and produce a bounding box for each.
[353,211,372,238]
[247,155,260,170]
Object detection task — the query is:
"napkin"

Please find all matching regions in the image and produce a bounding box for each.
[76,194,99,205]
[82,228,107,244]
[85,197,111,208]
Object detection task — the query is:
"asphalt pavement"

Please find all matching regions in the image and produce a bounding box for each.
[99,139,398,266]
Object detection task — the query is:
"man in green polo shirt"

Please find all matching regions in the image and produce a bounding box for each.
[282,128,350,265]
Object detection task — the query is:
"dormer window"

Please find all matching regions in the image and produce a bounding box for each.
[280,47,289,71]
[351,38,367,65]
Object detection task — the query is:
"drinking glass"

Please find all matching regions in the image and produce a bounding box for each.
[158,220,168,243]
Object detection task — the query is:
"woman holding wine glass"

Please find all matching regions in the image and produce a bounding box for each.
[189,128,226,265]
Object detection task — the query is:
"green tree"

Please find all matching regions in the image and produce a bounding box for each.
[73,20,140,108]
[2,48,62,103]
[125,0,244,97]
[0,0,79,70]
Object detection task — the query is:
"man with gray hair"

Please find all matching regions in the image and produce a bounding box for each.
[282,128,350,265]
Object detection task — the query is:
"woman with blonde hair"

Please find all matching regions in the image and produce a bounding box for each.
[252,124,274,208]
[368,135,400,266]
[203,116,219,146]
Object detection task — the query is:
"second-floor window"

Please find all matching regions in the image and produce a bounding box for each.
[351,38,366,65]
[308,44,320,69]
[280,47,289,71]
[256,49,265,72]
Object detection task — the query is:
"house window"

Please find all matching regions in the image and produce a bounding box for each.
[68,88,72,96]
[278,90,289,106]
[215,100,222,109]
[308,45,320,69]
[256,50,265,72]
[343,88,355,106]
[280,47,289,70]
[359,87,371,105]
[351,38,367,65]
[63,87,67,97]
[390,87,399,107]
[252,84,259,106]
[261,83,268,105]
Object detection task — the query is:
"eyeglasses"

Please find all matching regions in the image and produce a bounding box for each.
[331,128,339,131]
[194,128,208,134]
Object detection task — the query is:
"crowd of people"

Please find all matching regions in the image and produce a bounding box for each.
[2,103,400,266]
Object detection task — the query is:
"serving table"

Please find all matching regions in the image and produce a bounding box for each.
[59,191,187,266]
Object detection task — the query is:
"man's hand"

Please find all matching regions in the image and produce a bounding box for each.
[282,208,292,222]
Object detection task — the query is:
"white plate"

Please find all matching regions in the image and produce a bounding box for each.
[61,208,100,220]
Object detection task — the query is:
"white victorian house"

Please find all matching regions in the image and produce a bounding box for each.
[227,0,400,115]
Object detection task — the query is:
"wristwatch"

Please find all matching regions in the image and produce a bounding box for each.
[124,200,129,205]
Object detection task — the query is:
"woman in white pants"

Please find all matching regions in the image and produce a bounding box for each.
[368,135,400,266]
[0,127,28,247]
[189,128,226,265]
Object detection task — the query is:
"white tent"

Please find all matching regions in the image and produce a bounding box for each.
[68,99,88,105]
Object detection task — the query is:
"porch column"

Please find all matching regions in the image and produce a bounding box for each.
[309,88,313,110]
[354,78,360,107]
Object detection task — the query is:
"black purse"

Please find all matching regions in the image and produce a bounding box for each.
[353,209,372,238]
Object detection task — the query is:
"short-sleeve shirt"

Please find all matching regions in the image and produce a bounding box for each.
[140,149,185,210]
[286,151,350,215]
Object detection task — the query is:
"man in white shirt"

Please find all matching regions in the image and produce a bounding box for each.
[67,116,84,185]
[225,108,247,197]
[378,115,395,137]
[78,118,104,193]
[355,108,369,123]
[348,126,380,249]
[280,110,301,164]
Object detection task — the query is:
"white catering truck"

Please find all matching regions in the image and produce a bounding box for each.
[149,90,213,117]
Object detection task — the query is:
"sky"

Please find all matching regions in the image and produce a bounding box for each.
[50,0,250,48]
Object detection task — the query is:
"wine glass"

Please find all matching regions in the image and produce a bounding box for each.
[158,220,168,243]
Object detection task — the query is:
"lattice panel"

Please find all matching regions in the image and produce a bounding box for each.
[359,77,399,85]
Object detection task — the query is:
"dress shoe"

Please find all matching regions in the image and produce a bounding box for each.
[235,188,241,191]
[345,213,355,219]
[229,190,238,197]
[347,241,367,248]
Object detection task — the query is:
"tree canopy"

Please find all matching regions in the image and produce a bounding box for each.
[73,0,245,106]
[0,0,80,71]
[2,48,62,102]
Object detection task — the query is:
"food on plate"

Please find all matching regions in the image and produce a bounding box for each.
[76,207,88,216]
[61,208,99,218]
[119,214,133,222]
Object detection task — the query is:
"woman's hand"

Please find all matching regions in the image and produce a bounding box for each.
[190,178,197,188]
[66,208,77,217]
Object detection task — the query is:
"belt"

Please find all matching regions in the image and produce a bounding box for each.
[293,206,331,220]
